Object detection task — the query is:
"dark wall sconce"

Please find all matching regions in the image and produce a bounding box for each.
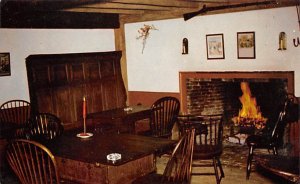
[182,38,188,54]
[278,32,286,50]
[293,37,299,47]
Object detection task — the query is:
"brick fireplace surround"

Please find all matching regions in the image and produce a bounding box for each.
[179,71,298,156]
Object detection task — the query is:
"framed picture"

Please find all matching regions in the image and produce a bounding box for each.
[237,32,255,59]
[206,34,225,59]
[0,53,11,76]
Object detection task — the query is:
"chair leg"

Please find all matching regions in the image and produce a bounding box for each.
[246,145,254,180]
[217,157,225,179]
[213,158,220,184]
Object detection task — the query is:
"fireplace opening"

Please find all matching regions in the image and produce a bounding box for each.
[186,78,288,127]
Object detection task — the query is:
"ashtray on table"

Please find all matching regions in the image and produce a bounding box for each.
[107,153,122,164]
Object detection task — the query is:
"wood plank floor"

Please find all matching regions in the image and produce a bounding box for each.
[0,138,292,184]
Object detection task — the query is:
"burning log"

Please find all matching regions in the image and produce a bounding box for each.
[232,117,266,130]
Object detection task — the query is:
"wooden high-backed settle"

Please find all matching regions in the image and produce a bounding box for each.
[26,51,126,130]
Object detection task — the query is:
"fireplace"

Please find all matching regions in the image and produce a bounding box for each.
[179,71,295,146]
[179,71,294,124]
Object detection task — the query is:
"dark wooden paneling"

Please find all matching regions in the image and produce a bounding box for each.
[26,51,126,129]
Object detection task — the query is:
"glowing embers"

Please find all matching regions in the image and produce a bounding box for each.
[232,82,267,130]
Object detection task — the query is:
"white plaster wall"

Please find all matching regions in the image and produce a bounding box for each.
[125,7,300,96]
[0,29,115,104]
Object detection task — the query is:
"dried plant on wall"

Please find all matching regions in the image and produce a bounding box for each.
[136,24,158,53]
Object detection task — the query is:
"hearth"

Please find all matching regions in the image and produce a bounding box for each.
[180,72,294,125]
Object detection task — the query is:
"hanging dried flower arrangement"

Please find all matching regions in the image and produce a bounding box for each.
[136,24,158,53]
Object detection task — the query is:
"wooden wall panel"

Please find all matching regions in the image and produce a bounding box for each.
[102,79,118,110]
[26,51,126,129]
[70,63,84,82]
[34,65,50,87]
[70,85,86,125]
[51,64,68,85]
[36,89,52,113]
[87,83,104,113]
[86,62,100,80]
[53,87,74,126]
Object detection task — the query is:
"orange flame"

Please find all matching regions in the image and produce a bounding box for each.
[233,82,267,129]
[238,82,263,119]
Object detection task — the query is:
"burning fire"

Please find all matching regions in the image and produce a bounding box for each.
[233,82,267,129]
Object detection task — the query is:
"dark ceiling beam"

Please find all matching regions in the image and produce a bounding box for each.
[0,0,120,28]
[1,0,109,11]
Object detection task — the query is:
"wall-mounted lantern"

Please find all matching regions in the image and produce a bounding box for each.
[293,37,299,47]
[182,38,188,54]
[278,32,287,50]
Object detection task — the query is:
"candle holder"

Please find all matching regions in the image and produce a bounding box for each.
[77,96,93,139]
[182,38,188,54]
[278,32,286,50]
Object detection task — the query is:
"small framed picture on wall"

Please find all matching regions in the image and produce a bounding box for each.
[237,32,255,59]
[0,53,11,76]
[206,34,225,60]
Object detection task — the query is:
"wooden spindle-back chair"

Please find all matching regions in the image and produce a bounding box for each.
[246,93,299,179]
[6,139,60,184]
[149,96,180,138]
[191,114,224,184]
[133,128,195,184]
[0,100,31,139]
[29,113,64,142]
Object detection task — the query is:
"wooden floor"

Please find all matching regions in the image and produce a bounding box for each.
[0,145,292,184]
[0,129,293,184]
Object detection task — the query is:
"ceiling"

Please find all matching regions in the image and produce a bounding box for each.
[1,0,298,28]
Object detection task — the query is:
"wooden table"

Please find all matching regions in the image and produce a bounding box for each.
[46,131,176,184]
[255,155,300,184]
[87,105,151,133]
